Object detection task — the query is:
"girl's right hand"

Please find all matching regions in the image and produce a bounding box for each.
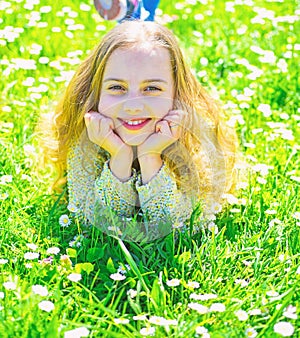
[84,111,133,181]
[85,111,123,156]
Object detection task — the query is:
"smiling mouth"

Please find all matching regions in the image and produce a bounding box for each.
[120,118,151,130]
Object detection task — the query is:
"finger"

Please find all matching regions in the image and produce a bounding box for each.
[84,111,99,128]
[165,116,181,126]
[85,111,99,118]
[84,113,91,128]
[168,122,179,129]
[87,113,111,132]
[155,120,164,133]
[90,113,102,135]
[165,111,185,124]
[165,109,185,118]
[166,119,182,139]
[167,109,186,117]
[156,120,172,136]
[99,116,115,137]
[160,116,180,131]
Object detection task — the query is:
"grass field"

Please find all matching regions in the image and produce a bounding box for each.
[0,0,299,337]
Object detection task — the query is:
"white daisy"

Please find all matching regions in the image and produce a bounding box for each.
[67,273,82,282]
[38,300,55,312]
[59,214,71,227]
[110,273,126,281]
[273,322,294,337]
[32,284,48,297]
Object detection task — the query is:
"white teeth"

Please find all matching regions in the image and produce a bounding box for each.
[125,120,145,126]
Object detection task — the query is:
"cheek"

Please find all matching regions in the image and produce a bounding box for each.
[98,96,119,116]
[148,97,174,117]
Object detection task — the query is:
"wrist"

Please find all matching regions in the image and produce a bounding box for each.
[138,153,161,165]
[110,152,133,182]
[138,154,163,185]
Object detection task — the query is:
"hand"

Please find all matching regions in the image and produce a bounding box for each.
[137,110,185,184]
[138,109,184,157]
[84,111,133,181]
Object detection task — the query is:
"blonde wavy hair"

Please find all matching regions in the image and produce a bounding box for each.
[41,21,239,208]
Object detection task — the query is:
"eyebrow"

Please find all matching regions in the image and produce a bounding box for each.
[103,78,168,84]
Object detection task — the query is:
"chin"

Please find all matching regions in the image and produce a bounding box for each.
[121,134,149,146]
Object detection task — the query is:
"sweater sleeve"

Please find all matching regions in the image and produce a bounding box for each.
[67,137,138,225]
[94,161,137,219]
[67,139,98,224]
[135,164,193,228]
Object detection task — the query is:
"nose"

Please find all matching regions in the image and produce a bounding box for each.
[123,97,144,114]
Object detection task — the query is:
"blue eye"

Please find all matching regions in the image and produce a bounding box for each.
[145,86,161,92]
[108,85,125,91]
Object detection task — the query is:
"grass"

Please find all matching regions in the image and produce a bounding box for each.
[0,0,299,337]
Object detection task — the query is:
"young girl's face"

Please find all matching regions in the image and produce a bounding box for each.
[98,46,174,146]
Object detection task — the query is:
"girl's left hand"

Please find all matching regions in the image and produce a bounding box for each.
[137,110,185,184]
[137,109,185,157]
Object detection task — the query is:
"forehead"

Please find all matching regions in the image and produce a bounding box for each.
[103,46,173,81]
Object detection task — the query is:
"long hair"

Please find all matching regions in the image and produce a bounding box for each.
[41,21,239,207]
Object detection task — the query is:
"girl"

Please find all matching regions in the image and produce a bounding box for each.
[43,21,238,240]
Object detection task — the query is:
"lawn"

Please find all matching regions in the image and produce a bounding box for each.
[0,0,299,337]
